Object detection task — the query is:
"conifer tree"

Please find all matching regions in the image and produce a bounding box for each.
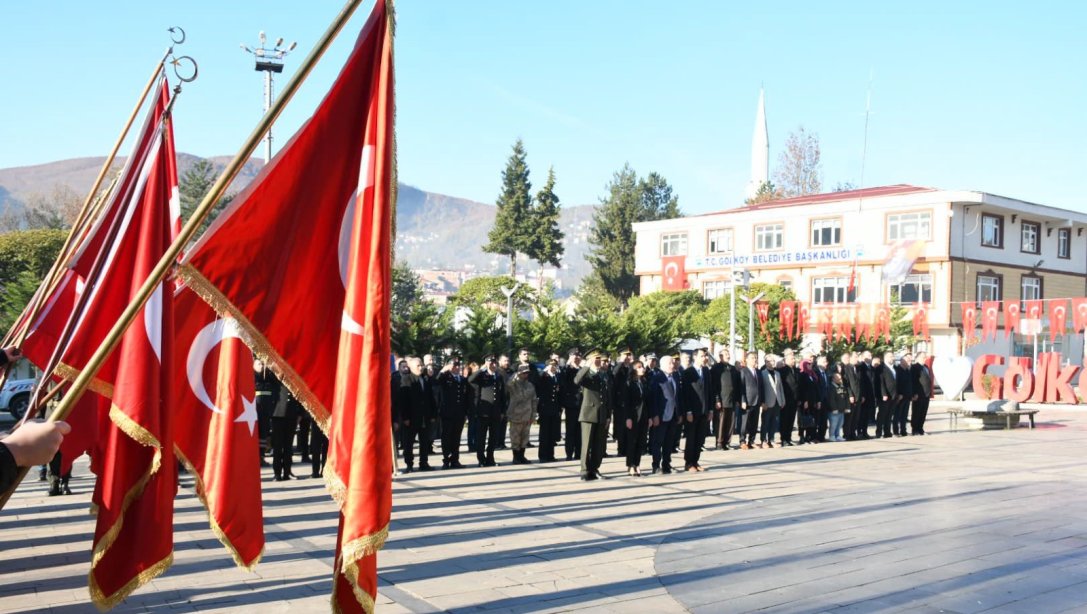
[527,166,564,286]
[484,138,534,278]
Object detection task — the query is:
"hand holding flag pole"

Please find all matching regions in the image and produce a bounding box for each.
[0,0,367,512]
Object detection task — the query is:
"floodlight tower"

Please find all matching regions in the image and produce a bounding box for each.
[240,31,297,162]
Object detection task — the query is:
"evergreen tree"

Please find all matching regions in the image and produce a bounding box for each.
[587,164,642,307]
[639,172,681,220]
[527,166,564,277]
[179,158,234,235]
[484,138,534,278]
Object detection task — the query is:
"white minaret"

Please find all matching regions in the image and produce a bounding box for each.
[745,88,769,201]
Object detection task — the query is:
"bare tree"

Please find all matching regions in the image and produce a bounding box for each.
[773,126,822,197]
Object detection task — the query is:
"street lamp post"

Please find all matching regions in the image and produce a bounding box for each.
[501,285,517,354]
[240,32,297,163]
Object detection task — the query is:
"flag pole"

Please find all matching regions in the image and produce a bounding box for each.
[0,42,179,403]
[0,0,367,511]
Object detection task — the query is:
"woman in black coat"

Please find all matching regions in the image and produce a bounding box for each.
[623,361,652,476]
[797,360,821,445]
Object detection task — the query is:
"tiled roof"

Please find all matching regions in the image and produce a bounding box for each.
[701,184,936,216]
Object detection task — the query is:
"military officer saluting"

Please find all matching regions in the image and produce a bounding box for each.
[575,349,610,481]
[436,355,471,469]
[536,359,563,462]
[468,355,506,467]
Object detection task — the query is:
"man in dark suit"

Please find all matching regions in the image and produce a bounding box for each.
[876,352,897,438]
[648,354,681,474]
[910,352,934,435]
[682,349,713,471]
[468,355,506,467]
[436,356,471,469]
[271,384,300,481]
[611,349,634,456]
[778,350,801,446]
[857,351,876,439]
[575,350,610,480]
[841,352,863,440]
[713,348,739,450]
[738,351,763,450]
[814,355,831,442]
[399,356,438,472]
[893,353,915,437]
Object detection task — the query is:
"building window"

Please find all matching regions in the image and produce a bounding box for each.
[976,274,1001,304]
[703,280,729,300]
[811,218,842,246]
[755,223,783,251]
[660,232,687,256]
[707,228,733,254]
[1058,228,1071,259]
[1020,221,1040,254]
[981,214,1004,248]
[812,277,856,304]
[889,274,932,305]
[1021,276,1042,306]
[887,211,932,241]
[778,278,792,292]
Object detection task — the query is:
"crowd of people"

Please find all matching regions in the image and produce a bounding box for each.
[383,346,936,481]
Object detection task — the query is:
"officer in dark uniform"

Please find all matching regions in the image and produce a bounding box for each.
[536,359,563,462]
[560,348,583,461]
[468,355,506,467]
[436,356,471,469]
[254,359,280,466]
[399,356,437,472]
[575,350,610,481]
[611,349,633,456]
[271,386,301,481]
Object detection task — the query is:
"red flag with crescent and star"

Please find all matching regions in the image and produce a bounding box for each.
[912,303,929,341]
[172,285,263,570]
[1072,298,1087,334]
[779,300,796,340]
[38,78,180,609]
[819,308,834,339]
[1049,299,1068,342]
[960,302,977,338]
[981,301,1000,341]
[796,303,810,338]
[755,301,770,337]
[875,304,891,342]
[1004,302,1021,338]
[1024,299,1044,321]
[835,306,853,342]
[178,3,393,611]
[661,256,686,292]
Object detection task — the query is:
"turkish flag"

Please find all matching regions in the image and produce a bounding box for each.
[819,308,834,339]
[912,303,929,340]
[981,301,1000,341]
[1072,298,1087,334]
[178,4,393,610]
[961,302,977,338]
[779,301,796,340]
[1024,299,1044,321]
[1049,299,1068,342]
[875,304,891,342]
[35,79,181,608]
[1004,302,1020,338]
[58,393,103,476]
[854,304,871,343]
[796,303,810,338]
[173,286,263,569]
[835,307,852,342]
[755,301,770,337]
[661,256,686,292]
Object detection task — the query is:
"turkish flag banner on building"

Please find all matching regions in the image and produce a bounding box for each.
[661,256,686,292]
[875,304,891,342]
[179,4,393,611]
[912,303,929,340]
[1024,299,1044,321]
[1071,298,1087,334]
[755,301,770,337]
[796,303,810,338]
[835,307,852,342]
[819,308,834,339]
[961,303,977,338]
[1049,299,1068,343]
[981,301,1000,341]
[173,286,263,570]
[1004,302,1021,338]
[779,300,796,340]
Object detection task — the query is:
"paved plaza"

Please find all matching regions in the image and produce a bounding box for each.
[2,406,1086,613]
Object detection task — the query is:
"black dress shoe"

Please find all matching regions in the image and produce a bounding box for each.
[662,467,672,474]
[593,471,608,480]
[403,466,414,473]
[452,461,465,469]
[420,464,434,471]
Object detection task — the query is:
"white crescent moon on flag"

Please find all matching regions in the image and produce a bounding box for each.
[1055,306,1066,318]
[144,282,164,362]
[986,307,997,319]
[337,145,374,336]
[663,262,679,280]
[186,317,255,426]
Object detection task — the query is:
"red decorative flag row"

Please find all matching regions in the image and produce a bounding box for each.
[959,298,1087,342]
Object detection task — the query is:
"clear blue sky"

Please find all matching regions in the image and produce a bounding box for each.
[2,1,1085,215]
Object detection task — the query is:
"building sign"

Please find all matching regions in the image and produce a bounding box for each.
[690,246,863,270]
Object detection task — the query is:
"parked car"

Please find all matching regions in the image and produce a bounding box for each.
[1,377,34,420]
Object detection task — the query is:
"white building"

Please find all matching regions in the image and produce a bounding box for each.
[633,184,1087,357]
